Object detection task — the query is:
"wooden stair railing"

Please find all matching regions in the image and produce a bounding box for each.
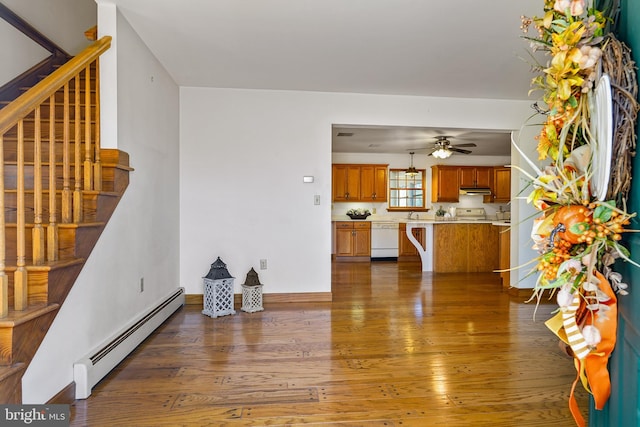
[0,34,133,404]
[0,36,112,318]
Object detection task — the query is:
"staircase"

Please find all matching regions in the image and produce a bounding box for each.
[0,36,131,403]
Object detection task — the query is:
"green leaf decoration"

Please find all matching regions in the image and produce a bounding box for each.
[594,202,613,222]
[568,221,589,235]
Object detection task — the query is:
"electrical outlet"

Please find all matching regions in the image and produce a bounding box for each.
[314,195,321,205]
[140,277,144,292]
[260,259,267,270]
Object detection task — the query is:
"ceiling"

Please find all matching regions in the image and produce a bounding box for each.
[109,0,541,155]
[331,125,513,155]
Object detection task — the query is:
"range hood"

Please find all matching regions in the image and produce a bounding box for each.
[459,187,492,196]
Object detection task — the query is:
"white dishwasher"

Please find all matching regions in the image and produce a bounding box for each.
[371,222,399,259]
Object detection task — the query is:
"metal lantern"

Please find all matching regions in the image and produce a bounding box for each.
[202,257,236,318]
[241,267,264,313]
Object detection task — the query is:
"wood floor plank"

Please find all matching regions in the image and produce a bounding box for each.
[70,261,587,426]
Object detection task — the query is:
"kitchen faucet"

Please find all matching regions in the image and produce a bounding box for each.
[407,211,415,219]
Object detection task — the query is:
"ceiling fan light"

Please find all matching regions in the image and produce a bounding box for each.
[432,148,452,159]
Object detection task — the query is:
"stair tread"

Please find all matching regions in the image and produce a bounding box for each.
[4,221,106,228]
[0,363,26,381]
[0,303,60,327]
[4,257,85,272]
[3,188,120,197]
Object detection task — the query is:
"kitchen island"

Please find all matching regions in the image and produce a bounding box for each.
[332,216,511,273]
[405,219,510,272]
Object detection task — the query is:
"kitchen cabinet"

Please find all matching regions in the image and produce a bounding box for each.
[459,166,491,188]
[332,165,361,202]
[431,165,460,203]
[433,223,499,272]
[332,164,388,202]
[360,165,388,202]
[491,166,511,203]
[398,223,425,260]
[335,221,371,261]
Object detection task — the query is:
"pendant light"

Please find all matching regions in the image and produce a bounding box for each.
[405,152,419,176]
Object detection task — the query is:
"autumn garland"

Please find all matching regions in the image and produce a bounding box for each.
[520,0,639,425]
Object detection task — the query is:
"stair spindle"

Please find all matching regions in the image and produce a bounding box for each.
[73,75,83,223]
[14,120,27,311]
[61,83,71,223]
[93,59,102,191]
[32,104,45,265]
[47,94,58,262]
[84,64,93,191]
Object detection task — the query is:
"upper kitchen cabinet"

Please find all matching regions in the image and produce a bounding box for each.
[332,165,361,201]
[431,165,460,203]
[332,164,388,202]
[360,165,388,202]
[491,166,511,203]
[459,166,491,188]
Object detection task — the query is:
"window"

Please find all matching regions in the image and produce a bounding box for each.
[388,169,427,211]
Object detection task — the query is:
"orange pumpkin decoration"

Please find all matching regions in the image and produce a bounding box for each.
[553,205,591,244]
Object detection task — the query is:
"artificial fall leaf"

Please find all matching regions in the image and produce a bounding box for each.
[539,174,560,184]
[557,78,573,100]
[546,121,559,142]
[543,10,554,28]
[527,187,546,204]
[537,137,553,160]
[548,51,571,77]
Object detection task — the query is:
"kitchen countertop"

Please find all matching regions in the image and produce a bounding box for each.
[332,216,512,226]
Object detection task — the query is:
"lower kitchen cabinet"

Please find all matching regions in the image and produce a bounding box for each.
[433,223,499,272]
[398,223,425,261]
[335,221,371,261]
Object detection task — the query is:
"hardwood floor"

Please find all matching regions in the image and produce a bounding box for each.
[70,261,588,426]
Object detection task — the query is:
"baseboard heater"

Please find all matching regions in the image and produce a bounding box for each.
[73,287,185,399]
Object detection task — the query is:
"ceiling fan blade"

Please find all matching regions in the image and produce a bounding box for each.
[449,148,472,154]
[452,143,477,148]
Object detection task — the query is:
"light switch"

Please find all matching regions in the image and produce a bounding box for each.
[314,195,321,205]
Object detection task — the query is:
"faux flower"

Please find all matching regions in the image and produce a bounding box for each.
[554,0,585,16]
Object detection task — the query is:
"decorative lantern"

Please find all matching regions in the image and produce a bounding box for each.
[202,257,236,318]
[241,268,264,313]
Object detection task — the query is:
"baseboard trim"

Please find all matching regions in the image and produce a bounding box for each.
[185,291,333,306]
[47,382,75,404]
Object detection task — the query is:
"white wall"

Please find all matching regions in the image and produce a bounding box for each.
[1,0,96,54]
[0,19,48,85]
[22,5,180,403]
[510,126,544,289]
[0,0,96,86]
[180,89,533,296]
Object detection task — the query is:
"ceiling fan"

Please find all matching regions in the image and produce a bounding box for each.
[427,136,477,158]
